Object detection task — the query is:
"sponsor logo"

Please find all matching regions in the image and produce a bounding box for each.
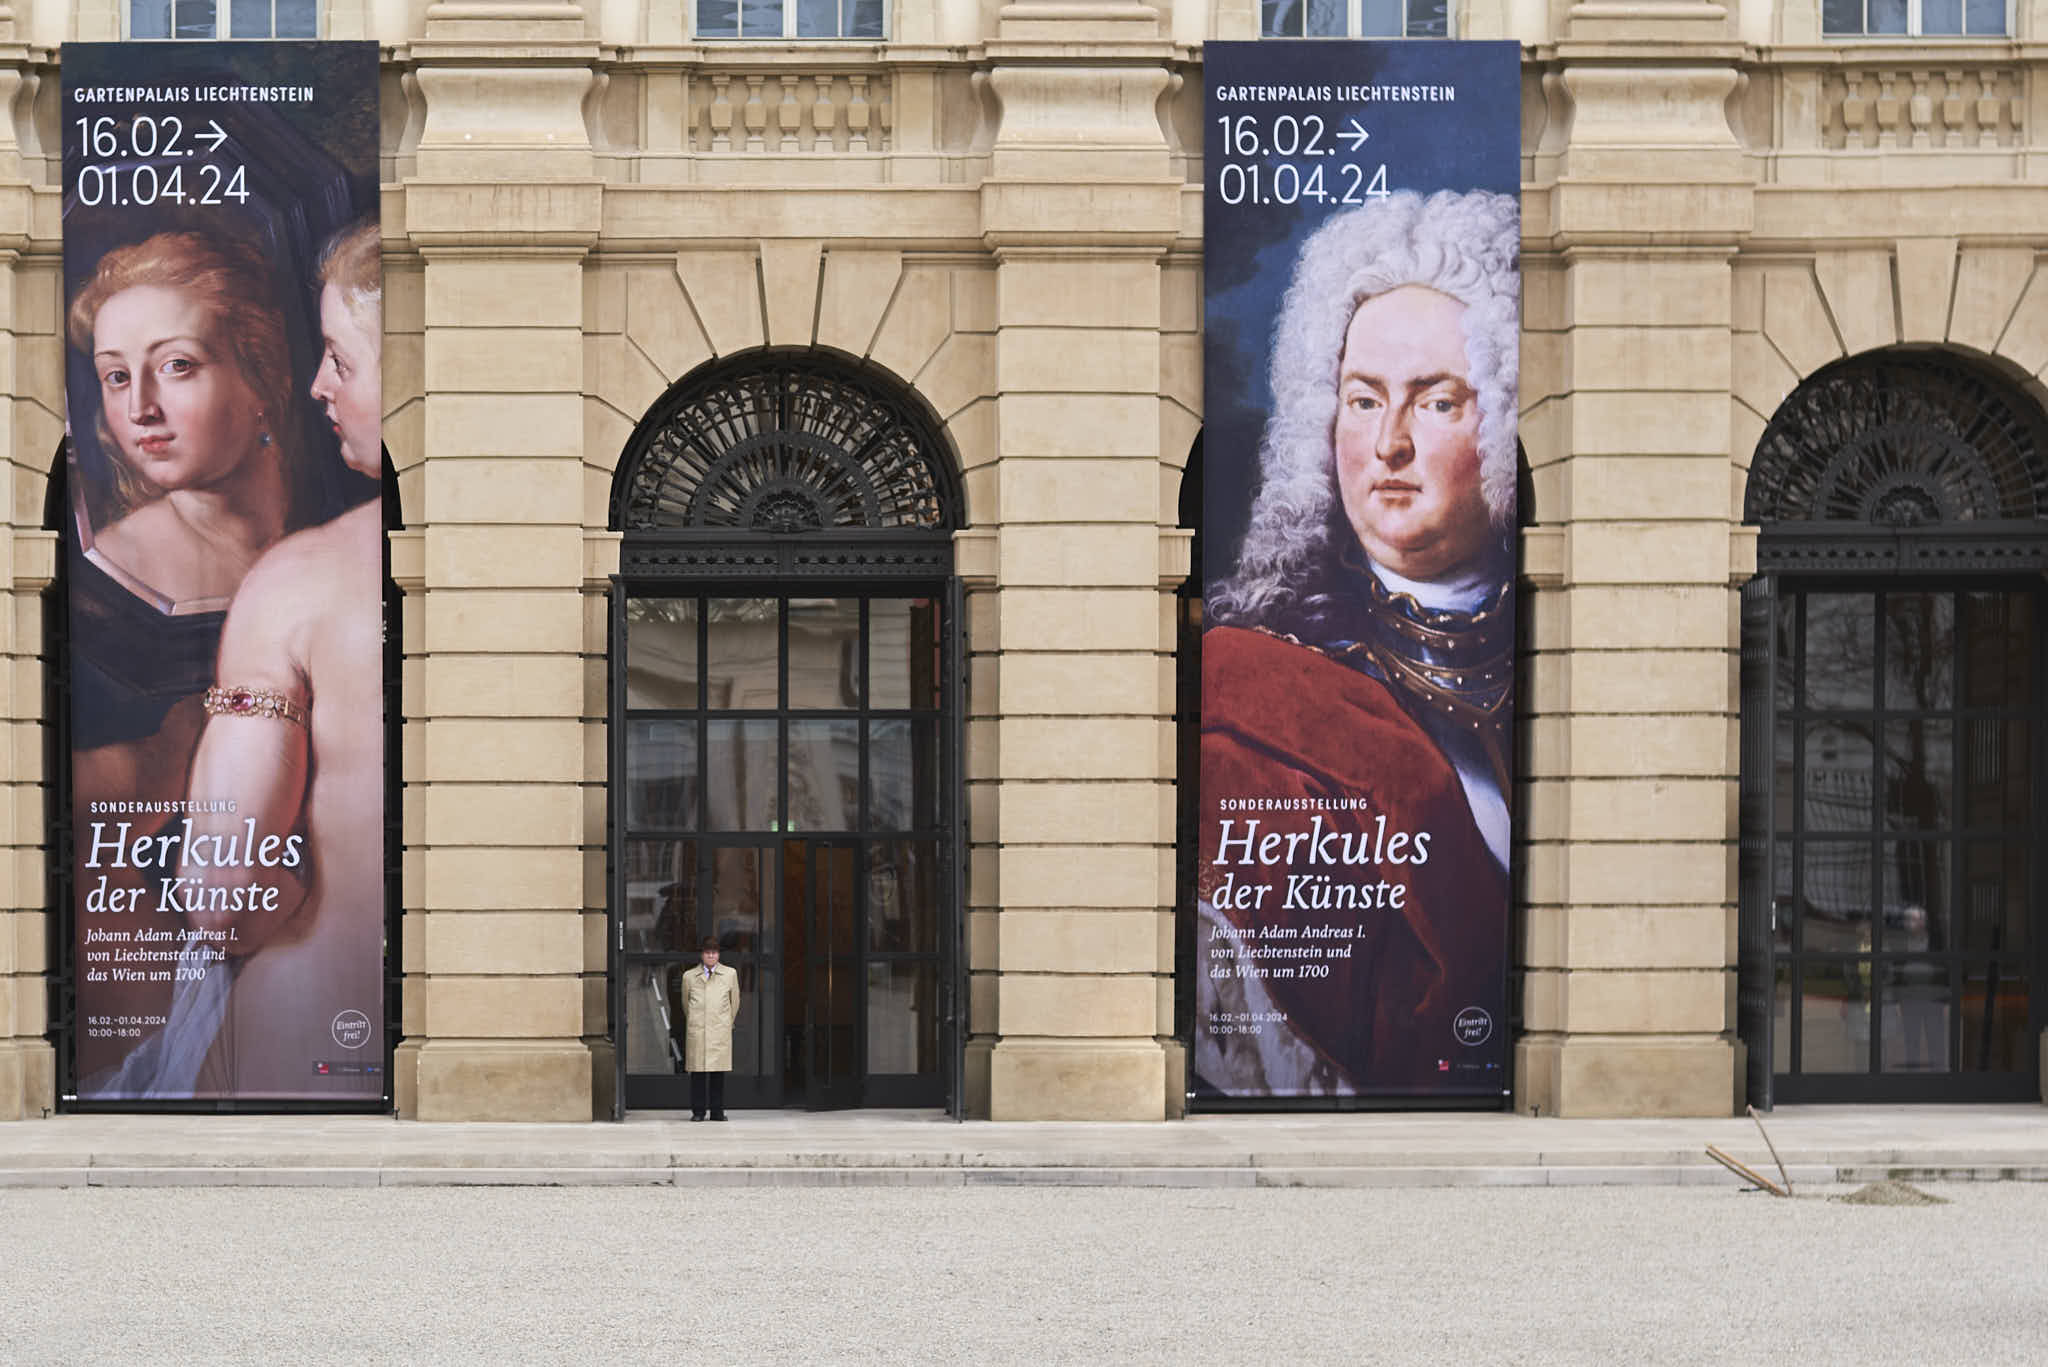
[1453,1006,1494,1046]
[332,1008,372,1051]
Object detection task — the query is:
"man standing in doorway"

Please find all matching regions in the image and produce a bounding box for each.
[684,936,740,1121]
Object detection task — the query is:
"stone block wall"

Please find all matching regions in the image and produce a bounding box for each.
[4,0,2046,1120]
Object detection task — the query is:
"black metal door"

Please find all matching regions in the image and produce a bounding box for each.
[1748,578,2044,1102]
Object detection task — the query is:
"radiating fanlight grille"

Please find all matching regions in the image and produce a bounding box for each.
[1747,352,2048,527]
[616,357,956,533]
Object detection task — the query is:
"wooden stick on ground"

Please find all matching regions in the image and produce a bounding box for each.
[1747,1105,1793,1196]
[1705,1144,1790,1198]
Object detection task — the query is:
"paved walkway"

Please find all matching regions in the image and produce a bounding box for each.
[1,1104,2045,1188]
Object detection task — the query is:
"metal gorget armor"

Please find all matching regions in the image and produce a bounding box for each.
[1313,548,1516,794]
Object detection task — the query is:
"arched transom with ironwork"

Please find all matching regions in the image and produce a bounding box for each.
[612,352,961,536]
[1748,351,2048,528]
[1746,350,2048,575]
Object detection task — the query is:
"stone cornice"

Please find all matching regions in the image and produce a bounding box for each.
[1536,41,1751,62]
[982,40,1184,63]
[608,43,950,68]
[401,179,603,248]
[598,182,983,248]
[1760,41,2042,64]
[403,42,603,63]
[1749,184,2048,244]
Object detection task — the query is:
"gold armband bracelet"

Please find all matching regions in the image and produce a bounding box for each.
[204,685,309,728]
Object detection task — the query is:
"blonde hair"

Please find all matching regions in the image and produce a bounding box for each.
[68,230,299,520]
[317,218,381,325]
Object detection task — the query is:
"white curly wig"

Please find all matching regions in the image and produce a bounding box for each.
[1211,189,1519,630]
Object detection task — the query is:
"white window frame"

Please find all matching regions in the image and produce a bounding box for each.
[1821,0,2011,37]
[694,0,890,40]
[1259,0,1457,39]
[127,0,321,38]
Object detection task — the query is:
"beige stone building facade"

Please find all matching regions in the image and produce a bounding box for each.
[1,0,2045,1123]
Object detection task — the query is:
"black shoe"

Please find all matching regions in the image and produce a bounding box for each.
[690,1113,705,1122]
[710,1113,727,1122]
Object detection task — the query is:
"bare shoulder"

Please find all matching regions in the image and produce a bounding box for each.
[217,503,379,670]
[236,503,380,606]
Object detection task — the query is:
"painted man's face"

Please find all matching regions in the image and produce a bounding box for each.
[1333,285,1492,582]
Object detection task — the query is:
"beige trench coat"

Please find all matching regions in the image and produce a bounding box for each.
[681,961,740,1072]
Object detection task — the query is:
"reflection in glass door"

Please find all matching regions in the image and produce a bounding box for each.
[616,593,951,1110]
[1757,583,2042,1101]
[784,839,858,1108]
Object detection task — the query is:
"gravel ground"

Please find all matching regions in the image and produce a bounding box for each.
[3,1183,2045,1365]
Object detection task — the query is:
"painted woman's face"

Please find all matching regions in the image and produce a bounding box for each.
[92,285,268,493]
[309,283,382,477]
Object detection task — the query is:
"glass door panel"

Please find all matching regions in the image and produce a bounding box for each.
[625,598,699,707]
[623,839,697,954]
[787,721,859,833]
[624,961,683,1075]
[706,720,778,830]
[1878,960,1951,1072]
[787,598,860,708]
[869,597,940,709]
[808,840,861,1109]
[705,597,779,708]
[1961,969,2030,1072]
[1798,961,1869,1073]
[626,722,698,830]
[866,959,938,1076]
[867,840,939,954]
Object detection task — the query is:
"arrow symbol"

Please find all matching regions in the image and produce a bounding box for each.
[198,119,228,153]
[1339,118,1370,152]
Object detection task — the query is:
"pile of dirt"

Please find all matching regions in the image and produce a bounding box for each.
[1833,1179,1949,1206]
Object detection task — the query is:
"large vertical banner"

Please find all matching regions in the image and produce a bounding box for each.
[1197,42,1519,1102]
[62,44,386,1102]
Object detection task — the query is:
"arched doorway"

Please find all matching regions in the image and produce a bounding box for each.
[608,352,965,1113]
[1739,350,2048,1104]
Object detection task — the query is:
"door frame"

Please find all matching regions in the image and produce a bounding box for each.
[1740,567,2048,1105]
[609,544,963,1116]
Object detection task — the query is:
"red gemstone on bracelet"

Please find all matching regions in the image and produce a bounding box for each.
[230,690,256,713]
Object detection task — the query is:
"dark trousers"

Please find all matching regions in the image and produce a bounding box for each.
[690,1070,726,1118]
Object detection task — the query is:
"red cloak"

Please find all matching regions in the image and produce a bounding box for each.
[1199,624,1508,1094]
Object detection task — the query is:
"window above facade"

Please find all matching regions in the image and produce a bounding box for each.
[1261,0,1450,38]
[1822,0,2007,36]
[696,0,885,39]
[130,0,317,38]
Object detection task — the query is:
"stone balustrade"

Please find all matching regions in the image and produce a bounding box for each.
[1754,50,2042,184]
[1824,66,2022,152]
[692,70,893,154]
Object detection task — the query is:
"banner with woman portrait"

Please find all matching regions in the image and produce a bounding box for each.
[1197,41,1520,1103]
[61,43,386,1104]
